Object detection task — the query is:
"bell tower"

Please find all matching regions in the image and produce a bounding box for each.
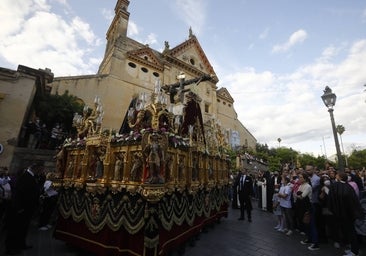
[98,0,130,74]
[108,0,130,50]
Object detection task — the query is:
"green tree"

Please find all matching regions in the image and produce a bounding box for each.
[277,138,281,147]
[226,148,238,171]
[256,143,269,154]
[267,155,282,172]
[336,124,347,166]
[297,153,329,170]
[348,149,366,169]
[35,90,83,135]
[244,142,348,172]
[276,147,298,167]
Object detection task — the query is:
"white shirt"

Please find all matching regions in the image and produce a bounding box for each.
[44,180,58,197]
[297,183,312,203]
[279,183,292,208]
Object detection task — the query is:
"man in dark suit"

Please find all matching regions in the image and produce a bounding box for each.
[235,168,254,222]
[267,171,281,213]
[5,163,43,255]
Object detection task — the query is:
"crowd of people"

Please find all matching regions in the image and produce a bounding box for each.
[2,158,366,255]
[0,164,59,255]
[21,117,67,150]
[231,165,366,256]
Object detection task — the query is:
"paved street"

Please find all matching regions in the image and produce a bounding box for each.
[1,203,365,256]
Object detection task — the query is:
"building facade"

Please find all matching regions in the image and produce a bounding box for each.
[0,0,256,171]
[0,65,53,169]
[50,0,256,152]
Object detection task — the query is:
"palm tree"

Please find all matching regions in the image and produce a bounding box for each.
[336,124,347,167]
[277,138,282,148]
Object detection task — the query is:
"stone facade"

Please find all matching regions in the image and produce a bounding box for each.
[50,0,256,152]
[0,0,256,172]
[0,65,53,170]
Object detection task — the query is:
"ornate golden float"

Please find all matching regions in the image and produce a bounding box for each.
[53,75,230,256]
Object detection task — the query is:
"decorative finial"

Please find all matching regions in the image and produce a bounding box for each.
[189,27,193,38]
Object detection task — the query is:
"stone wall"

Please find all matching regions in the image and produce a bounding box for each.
[9,147,56,173]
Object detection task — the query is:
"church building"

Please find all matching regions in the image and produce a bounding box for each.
[50,0,256,152]
[0,0,256,170]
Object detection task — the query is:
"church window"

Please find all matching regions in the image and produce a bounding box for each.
[223,102,226,105]
[128,62,136,68]
[217,99,221,102]
[141,67,148,73]
[153,72,160,77]
[228,104,231,107]
[144,56,148,61]
[204,103,210,113]
[190,58,195,65]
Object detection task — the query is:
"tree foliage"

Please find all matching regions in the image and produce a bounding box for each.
[348,149,366,170]
[253,143,332,171]
[336,124,345,135]
[250,142,366,171]
[35,90,83,134]
[297,153,330,170]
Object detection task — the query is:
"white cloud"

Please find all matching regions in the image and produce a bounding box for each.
[0,2,101,76]
[0,0,50,39]
[317,45,341,62]
[102,8,114,22]
[224,39,366,154]
[71,17,99,45]
[0,1,364,156]
[127,20,158,47]
[175,0,206,35]
[127,20,139,37]
[144,33,158,46]
[272,29,308,53]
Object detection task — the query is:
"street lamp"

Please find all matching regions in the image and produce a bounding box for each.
[321,86,344,171]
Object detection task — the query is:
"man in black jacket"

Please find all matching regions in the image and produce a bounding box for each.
[5,163,43,255]
[235,168,254,222]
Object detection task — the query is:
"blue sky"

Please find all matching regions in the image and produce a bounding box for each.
[1,0,366,159]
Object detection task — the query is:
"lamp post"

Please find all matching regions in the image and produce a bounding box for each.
[321,86,344,171]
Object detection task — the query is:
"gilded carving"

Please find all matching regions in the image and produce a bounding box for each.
[113,152,124,181]
[130,151,143,182]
